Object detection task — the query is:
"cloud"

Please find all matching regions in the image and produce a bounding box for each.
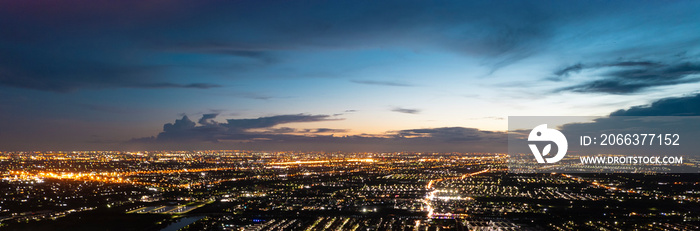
[164,116,196,132]
[223,114,340,131]
[125,83,222,89]
[135,94,700,152]
[225,92,278,100]
[163,44,278,64]
[395,127,504,142]
[129,113,507,152]
[7,0,676,92]
[609,93,700,116]
[198,113,219,126]
[351,80,414,87]
[141,113,341,142]
[313,128,348,133]
[554,61,661,77]
[259,127,348,134]
[391,107,421,114]
[264,127,298,134]
[553,63,585,77]
[1,0,697,93]
[0,61,222,92]
[556,61,700,94]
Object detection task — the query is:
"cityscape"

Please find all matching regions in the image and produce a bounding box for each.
[2,0,700,230]
[1,151,699,230]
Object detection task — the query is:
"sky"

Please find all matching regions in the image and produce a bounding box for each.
[1,0,700,151]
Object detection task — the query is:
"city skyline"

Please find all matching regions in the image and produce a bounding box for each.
[2,1,700,151]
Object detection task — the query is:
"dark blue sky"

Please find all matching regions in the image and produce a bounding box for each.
[1,0,699,151]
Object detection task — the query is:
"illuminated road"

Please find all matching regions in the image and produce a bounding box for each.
[423,169,490,218]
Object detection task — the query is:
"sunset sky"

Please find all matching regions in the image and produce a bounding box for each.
[1,0,699,151]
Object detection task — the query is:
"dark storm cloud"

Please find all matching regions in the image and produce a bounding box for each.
[391,107,421,114]
[555,60,700,94]
[130,114,507,152]
[609,94,700,116]
[351,80,414,87]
